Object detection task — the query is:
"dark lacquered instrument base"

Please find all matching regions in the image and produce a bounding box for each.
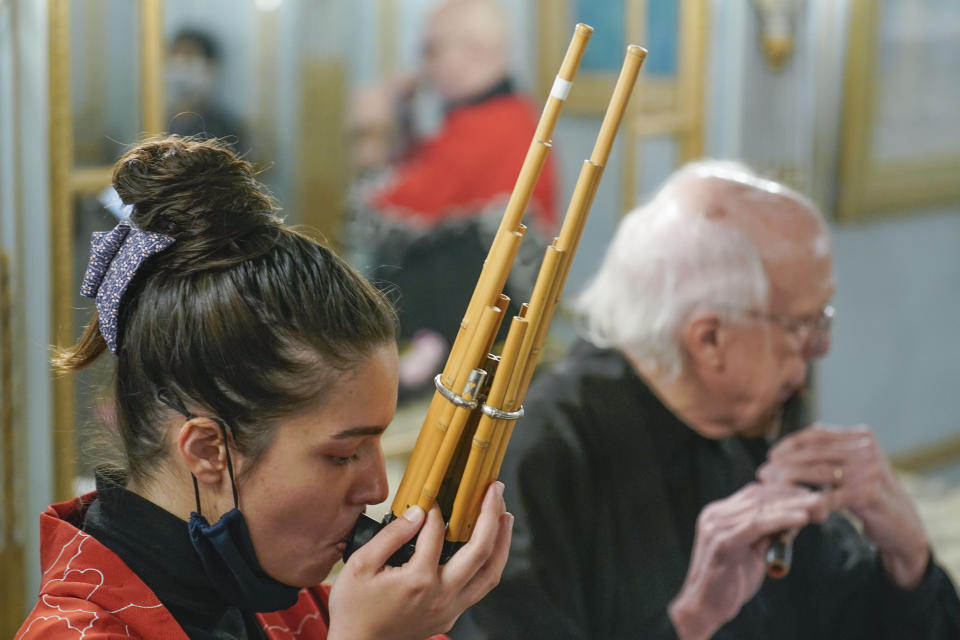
[343,512,464,566]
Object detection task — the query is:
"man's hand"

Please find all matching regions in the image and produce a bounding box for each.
[758,424,930,589]
[668,483,830,640]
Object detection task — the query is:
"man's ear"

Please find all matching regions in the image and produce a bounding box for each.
[177,418,228,486]
[682,313,726,372]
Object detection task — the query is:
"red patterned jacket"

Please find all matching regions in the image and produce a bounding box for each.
[16,495,446,639]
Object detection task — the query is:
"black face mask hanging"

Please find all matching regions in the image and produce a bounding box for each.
[159,391,301,613]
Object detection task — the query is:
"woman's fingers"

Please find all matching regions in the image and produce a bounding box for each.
[442,481,506,585]
[409,506,446,571]
[329,486,514,640]
[456,511,514,607]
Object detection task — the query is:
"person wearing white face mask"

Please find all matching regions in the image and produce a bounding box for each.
[165,29,246,150]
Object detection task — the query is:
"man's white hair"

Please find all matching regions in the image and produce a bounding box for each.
[574,160,826,379]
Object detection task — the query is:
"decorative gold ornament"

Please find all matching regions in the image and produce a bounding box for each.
[752,0,805,71]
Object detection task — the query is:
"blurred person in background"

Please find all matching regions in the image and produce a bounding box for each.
[454,161,960,639]
[16,136,511,640]
[166,29,247,150]
[346,0,559,398]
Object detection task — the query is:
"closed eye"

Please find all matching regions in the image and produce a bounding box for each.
[321,433,385,466]
[329,453,361,466]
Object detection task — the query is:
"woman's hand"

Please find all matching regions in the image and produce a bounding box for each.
[328,482,513,640]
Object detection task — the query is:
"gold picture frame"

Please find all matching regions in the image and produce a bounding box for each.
[48,0,166,501]
[838,0,960,221]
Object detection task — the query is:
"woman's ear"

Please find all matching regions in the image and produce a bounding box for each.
[682,313,726,372]
[177,417,228,486]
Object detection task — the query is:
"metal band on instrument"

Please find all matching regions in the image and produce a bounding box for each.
[434,373,480,410]
[481,404,524,421]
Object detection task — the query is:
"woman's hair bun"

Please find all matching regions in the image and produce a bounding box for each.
[112,135,280,267]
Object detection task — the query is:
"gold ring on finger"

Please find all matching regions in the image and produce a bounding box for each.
[833,466,844,483]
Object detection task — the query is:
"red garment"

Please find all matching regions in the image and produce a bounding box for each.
[371,94,559,234]
[17,495,446,639]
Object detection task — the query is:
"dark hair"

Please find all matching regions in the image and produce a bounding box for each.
[56,136,397,483]
[171,28,220,62]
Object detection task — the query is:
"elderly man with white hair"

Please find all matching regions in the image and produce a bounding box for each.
[455,162,960,639]
[350,0,559,394]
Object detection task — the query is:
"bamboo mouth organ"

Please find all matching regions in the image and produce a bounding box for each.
[344,24,647,566]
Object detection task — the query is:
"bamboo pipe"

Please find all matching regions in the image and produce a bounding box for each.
[442,24,593,387]
[447,45,646,542]
[446,314,530,539]
[343,38,648,569]
[394,258,518,509]
[390,24,593,517]
[490,47,647,481]
[509,45,647,411]
[445,45,648,542]
[397,301,502,510]
[442,22,592,387]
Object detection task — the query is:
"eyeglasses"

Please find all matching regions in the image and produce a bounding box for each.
[749,304,835,341]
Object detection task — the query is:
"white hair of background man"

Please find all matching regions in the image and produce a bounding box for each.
[575,160,826,380]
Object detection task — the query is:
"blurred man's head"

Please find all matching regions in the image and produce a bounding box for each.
[424,0,510,103]
[167,29,219,109]
[347,84,398,173]
[577,161,834,438]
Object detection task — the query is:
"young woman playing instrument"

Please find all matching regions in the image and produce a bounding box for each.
[17,136,512,640]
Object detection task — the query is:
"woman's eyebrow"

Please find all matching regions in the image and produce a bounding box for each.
[331,425,388,440]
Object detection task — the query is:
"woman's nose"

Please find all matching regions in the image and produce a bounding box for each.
[351,450,390,506]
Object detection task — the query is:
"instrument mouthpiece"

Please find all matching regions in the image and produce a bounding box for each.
[627,45,648,61]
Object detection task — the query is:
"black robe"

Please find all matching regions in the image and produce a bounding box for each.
[454,341,960,639]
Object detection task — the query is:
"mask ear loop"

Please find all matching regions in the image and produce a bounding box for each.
[156,389,240,513]
[192,473,203,516]
[212,417,240,510]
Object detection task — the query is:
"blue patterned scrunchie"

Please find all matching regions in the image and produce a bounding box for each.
[80,220,176,353]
